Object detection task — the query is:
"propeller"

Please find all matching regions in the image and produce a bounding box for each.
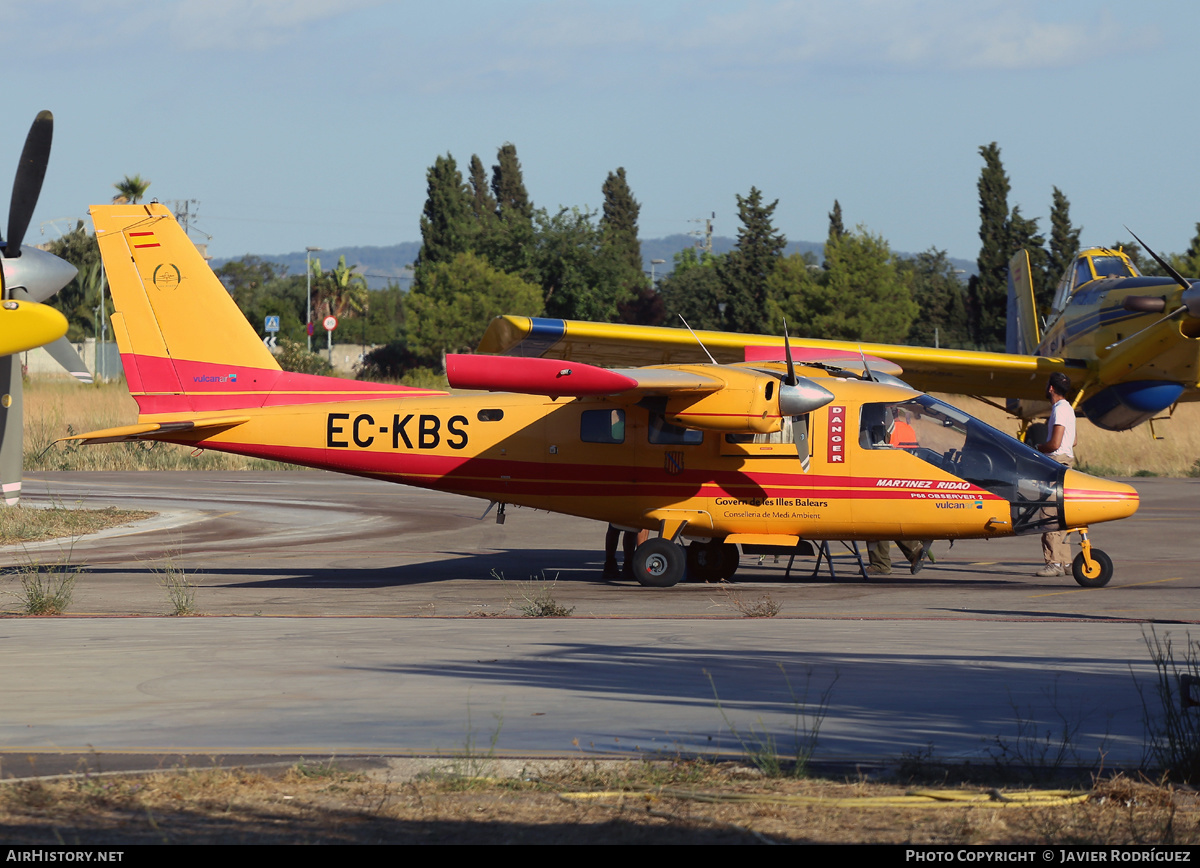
[1125,226,1200,318]
[0,111,88,505]
[777,322,835,471]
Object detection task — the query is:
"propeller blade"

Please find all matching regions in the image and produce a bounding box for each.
[1123,227,1200,318]
[1125,226,1191,290]
[793,416,810,473]
[782,320,797,386]
[43,335,92,384]
[5,111,53,258]
[0,356,23,505]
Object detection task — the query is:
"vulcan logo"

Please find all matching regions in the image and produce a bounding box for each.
[193,373,238,384]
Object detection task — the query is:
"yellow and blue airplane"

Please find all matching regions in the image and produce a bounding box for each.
[0,110,83,505]
[68,203,1138,588]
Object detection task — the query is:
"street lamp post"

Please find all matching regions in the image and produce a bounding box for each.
[305,246,322,352]
[650,259,665,285]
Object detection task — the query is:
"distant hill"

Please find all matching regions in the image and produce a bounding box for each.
[212,237,976,289]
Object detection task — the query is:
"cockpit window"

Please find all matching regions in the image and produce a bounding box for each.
[1074,258,1094,288]
[1090,255,1138,279]
[860,396,1069,534]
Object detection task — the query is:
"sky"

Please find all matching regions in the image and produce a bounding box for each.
[4,0,1198,263]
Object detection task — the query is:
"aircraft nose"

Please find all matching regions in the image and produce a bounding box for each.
[1061,469,1139,527]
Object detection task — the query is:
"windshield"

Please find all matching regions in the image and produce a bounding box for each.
[860,395,1068,534]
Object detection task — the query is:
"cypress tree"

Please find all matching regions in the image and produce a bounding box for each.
[967,143,1011,349]
[468,154,498,225]
[828,201,846,242]
[491,143,532,221]
[824,200,846,270]
[719,187,786,334]
[600,167,642,275]
[1047,187,1081,311]
[600,167,658,325]
[489,143,534,274]
[415,154,474,271]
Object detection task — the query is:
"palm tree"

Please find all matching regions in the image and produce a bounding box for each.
[311,256,369,322]
[112,174,151,204]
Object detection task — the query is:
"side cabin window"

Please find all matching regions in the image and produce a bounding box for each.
[721,415,810,459]
[1073,257,1094,290]
[580,408,625,444]
[859,403,919,451]
[647,413,703,445]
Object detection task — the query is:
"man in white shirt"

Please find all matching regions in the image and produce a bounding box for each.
[1035,372,1077,577]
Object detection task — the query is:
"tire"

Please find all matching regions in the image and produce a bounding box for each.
[1072,549,1113,588]
[633,538,687,588]
[686,542,740,583]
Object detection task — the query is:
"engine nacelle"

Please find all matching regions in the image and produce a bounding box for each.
[664,367,782,434]
[1081,380,1185,431]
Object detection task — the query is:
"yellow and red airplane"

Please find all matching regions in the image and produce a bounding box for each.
[71,203,1138,588]
[477,242,1200,437]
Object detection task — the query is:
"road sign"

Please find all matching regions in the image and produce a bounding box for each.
[323,315,338,332]
[264,315,280,333]
[263,335,277,349]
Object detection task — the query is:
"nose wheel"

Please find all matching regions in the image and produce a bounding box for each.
[1071,527,1113,588]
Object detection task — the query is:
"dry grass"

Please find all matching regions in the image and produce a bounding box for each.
[0,762,1197,844]
[0,505,151,545]
[23,380,297,472]
[714,583,781,618]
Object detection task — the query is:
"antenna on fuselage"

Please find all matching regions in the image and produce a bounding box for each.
[678,315,718,364]
[858,346,876,382]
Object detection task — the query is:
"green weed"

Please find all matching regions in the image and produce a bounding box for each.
[492,570,574,617]
[153,553,201,616]
[707,663,837,778]
[1136,627,1200,782]
[9,555,80,615]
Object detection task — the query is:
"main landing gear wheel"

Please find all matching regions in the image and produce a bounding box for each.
[1072,549,1113,588]
[686,542,740,583]
[633,538,687,588]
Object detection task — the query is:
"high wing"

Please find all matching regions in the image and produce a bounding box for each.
[476,315,1081,401]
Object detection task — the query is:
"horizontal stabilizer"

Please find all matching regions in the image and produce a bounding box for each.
[59,415,250,445]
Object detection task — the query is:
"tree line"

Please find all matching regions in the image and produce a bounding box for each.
[42,148,1200,379]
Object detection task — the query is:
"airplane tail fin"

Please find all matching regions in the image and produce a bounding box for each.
[1005,249,1041,356]
[91,203,443,416]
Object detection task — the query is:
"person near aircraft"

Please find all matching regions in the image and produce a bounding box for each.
[603,524,637,579]
[865,407,927,575]
[1035,372,1077,577]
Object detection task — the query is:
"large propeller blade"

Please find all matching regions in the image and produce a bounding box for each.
[2,110,52,259]
[776,321,834,471]
[1125,226,1200,319]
